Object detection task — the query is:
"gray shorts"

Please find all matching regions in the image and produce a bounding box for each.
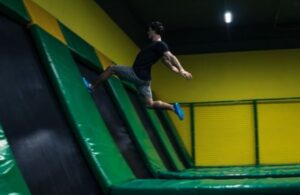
[110,65,152,98]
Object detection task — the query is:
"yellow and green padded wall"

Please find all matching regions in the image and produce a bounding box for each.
[23,0,66,44]
[29,0,139,66]
[23,0,108,71]
[58,22,101,70]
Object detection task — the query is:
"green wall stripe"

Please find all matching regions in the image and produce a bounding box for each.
[179,97,300,107]
[190,104,195,165]
[59,22,101,70]
[253,101,260,165]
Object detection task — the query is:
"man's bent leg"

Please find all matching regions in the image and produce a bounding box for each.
[140,86,184,120]
[91,65,115,90]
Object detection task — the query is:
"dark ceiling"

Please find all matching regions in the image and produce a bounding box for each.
[95,0,300,55]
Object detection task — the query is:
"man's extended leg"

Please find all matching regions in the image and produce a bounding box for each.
[91,65,115,90]
[144,97,174,111]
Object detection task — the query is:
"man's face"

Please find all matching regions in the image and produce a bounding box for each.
[147,27,156,39]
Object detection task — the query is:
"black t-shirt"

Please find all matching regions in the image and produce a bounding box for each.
[133,41,169,81]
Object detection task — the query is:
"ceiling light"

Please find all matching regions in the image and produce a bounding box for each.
[224,11,233,24]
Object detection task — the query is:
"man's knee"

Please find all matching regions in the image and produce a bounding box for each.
[107,64,116,73]
[145,99,154,108]
[146,100,162,108]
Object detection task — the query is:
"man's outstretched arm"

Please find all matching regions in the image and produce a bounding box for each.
[162,51,192,80]
[161,55,180,73]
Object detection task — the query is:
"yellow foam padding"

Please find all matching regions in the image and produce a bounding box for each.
[258,102,300,164]
[167,106,192,156]
[23,0,66,44]
[96,50,113,69]
[152,49,300,103]
[195,104,255,166]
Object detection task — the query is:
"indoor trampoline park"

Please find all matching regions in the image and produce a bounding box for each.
[1,0,300,195]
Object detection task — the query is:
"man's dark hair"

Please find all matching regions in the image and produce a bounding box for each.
[149,21,164,36]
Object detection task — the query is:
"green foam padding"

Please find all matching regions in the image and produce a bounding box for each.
[30,25,135,193]
[124,85,185,171]
[0,0,30,24]
[112,177,300,195]
[157,109,194,167]
[0,124,31,195]
[159,165,300,179]
[107,77,167,176]
[59,22,101,70]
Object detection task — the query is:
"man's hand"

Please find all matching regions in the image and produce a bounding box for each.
[179,69,193,80]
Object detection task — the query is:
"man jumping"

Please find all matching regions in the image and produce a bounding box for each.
[84,21,192,120]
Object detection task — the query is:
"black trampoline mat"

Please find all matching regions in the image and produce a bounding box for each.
[0,13,101,195]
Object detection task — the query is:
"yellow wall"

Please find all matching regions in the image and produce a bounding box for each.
[157,49,300,166]
[259,102,300,164]
[195,104,255,166]
[31,0,139,66]
[96,50,113,69]
[152,49,300,103]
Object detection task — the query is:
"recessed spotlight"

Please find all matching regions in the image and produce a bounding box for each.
[224,11,233,24]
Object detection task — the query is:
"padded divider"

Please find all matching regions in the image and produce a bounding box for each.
[124,85,185,171]
[107,77,168,176]
[156,109,194,167]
